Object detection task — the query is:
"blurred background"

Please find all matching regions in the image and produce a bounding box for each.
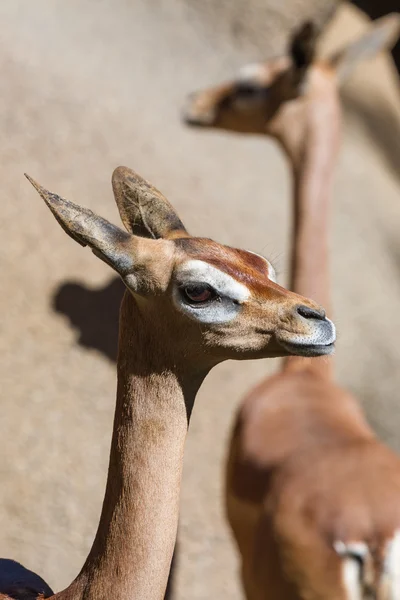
[0,0,399,598]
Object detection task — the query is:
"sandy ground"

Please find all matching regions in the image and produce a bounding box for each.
[0,1,399,598]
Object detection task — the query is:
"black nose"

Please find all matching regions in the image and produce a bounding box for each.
[296,305,326,321]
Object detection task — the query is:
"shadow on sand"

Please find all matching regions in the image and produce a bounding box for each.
[53,277,124,363]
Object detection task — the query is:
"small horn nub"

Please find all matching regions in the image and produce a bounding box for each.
[290,21,317,72]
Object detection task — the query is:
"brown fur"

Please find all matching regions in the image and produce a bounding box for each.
[184,14,400,600]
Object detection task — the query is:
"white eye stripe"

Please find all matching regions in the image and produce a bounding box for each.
[173,293,240,324]
[238,63,264,82]
[176,260,250,303]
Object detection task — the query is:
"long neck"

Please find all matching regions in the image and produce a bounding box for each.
[54,292,207,600]
[284,84,341,377]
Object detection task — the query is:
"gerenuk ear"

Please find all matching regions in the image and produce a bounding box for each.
[329,13,400,84]
[112,166,189,240]
[289,21,318,88]
[25,174,139,277]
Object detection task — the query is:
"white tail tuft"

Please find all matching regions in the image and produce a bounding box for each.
[381,530,400,600]
[335,541,371,600]
[335,532,400,600]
